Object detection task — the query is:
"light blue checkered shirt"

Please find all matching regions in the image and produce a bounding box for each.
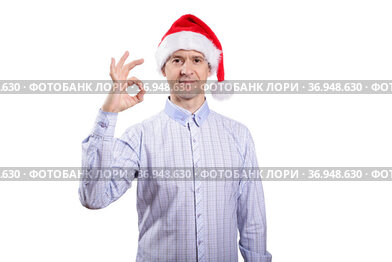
[79,96,272,262]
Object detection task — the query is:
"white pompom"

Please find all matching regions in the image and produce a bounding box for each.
[210,80,234,100]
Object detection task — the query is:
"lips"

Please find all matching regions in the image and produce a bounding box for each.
[179,80,197,83]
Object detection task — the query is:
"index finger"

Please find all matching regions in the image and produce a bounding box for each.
[116,51,129,72]
[124,58,144,72]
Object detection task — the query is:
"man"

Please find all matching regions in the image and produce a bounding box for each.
[79,14,272,262]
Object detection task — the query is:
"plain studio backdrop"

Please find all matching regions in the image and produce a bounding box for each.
[0,0,391,261]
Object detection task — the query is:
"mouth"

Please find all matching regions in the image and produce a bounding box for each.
[179,80,197,84]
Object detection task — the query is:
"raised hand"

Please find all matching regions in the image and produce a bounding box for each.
[102,51,146,113]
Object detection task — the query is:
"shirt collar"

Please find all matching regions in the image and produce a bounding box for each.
[164,95,210,127]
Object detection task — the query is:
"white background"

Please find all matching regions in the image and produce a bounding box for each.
[0,0,391,261]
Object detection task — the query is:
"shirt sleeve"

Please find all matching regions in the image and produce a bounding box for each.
[237,127,272,262]
[78,108,140,209]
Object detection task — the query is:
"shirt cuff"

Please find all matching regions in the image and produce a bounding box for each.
[239,244,272,262]
[92,108,118,138]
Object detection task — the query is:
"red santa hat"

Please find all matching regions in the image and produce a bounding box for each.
[155,14,225,83]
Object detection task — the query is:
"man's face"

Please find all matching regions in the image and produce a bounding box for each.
[162,49,212,100]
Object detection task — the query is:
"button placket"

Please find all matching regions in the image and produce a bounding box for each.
[188,120,206,261]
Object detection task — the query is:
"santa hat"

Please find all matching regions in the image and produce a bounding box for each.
[156,14,231,97]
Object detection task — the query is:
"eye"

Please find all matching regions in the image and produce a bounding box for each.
[194,58,202,63]
[172,58,181,64]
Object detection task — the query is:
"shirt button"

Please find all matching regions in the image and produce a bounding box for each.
[197,213,201,218]
[192,138,196,142]
[98,121,107,128]
[198,240,202,245]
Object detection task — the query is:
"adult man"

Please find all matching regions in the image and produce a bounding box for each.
[79,14,272,262]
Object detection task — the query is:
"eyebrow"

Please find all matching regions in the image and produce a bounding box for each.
[171,55,205,59]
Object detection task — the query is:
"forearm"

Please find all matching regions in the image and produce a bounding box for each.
[78,109,134,209]
[237,180,271,262]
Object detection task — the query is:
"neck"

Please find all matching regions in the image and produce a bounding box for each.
[170,94,205,114]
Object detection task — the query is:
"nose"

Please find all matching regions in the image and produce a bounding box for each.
[180,60,194,76]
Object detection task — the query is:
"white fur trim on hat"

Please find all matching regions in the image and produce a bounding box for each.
[155,31,222,75]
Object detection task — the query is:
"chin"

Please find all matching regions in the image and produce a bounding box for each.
[171,83,203,99]
[174,88,204,100]
[175,92,200,100]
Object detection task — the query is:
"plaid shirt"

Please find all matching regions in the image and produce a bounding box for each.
[79,96,272,262]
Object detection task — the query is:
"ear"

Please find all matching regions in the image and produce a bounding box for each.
[208,68,212,77]
[161,66,166,77]
[207,62,212,77]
